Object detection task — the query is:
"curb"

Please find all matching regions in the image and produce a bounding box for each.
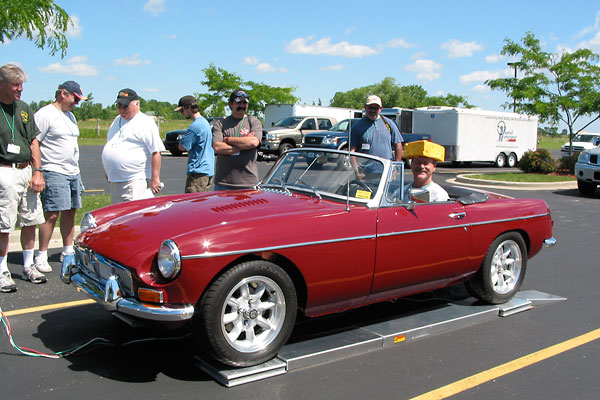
[451,174,578,191]
[8,227,81,253]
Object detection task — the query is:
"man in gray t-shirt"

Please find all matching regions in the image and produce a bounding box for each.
[212,89,262,190]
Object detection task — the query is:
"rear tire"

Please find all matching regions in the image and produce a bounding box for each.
[194,260,297,367]
[507,153,518,168]
[465,232,527,304]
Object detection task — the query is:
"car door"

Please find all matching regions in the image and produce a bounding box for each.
[298,118,319,145]
[371,201,470,297]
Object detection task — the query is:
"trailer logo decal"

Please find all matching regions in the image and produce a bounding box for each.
[497,121,517,143]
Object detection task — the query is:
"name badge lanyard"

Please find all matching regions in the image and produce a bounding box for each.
[1,103,15,142]
[233,116,247,137]
[363,119,378,146]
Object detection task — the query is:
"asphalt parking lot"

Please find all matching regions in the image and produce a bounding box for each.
[1,147,599,399]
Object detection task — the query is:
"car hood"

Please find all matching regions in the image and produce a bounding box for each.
[264,127,298,134]
[77,189,372,268]
[304,130,345,138]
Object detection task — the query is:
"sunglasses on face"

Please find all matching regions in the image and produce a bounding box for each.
[367,105,381,110]
[117,104,129,109]
[233,98,249,104]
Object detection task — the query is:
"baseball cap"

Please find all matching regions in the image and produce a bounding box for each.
[229,89,250,103]
[365,95,382,107]
[116,88,139,106]
[58,81,88,101]
[174,95,197,111]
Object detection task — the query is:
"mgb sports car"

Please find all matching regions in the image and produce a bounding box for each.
[61,148,555,367]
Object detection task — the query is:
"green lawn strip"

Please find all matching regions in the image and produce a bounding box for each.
[467,173,575,182]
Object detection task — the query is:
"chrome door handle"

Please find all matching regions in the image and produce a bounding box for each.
[449,212,466,219]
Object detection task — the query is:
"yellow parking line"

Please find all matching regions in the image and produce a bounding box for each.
[3,299,96,317]
[84,189,104,193]
[410,328,600,400]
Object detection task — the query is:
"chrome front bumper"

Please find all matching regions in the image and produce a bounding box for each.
[61,253,194,322]
[544,237,557,248]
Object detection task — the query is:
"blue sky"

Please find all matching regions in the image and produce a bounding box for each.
[2,0,600,131]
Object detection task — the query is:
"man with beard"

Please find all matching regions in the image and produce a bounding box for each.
[212,89,262,190]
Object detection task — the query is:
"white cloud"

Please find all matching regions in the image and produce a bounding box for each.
[38,56,98,76]
[344,27,356,35]
[256,63,276,73]
[410,51,427,60]
[442,39,483,58]
[472,84,491,93]
[405,59,442,82]
[459,69,512,85]
[66,15,82,38]
[167,34,176,40]
[384,38,414,49]
[114,54,151,67]
[145,88,160,93]
[1,38,10,45]
[576,31,600,52]
[144,0,166,16]
[485,54,504,63]
[285,36,379,58]
[321,64,347,71]
[244,56,259,65]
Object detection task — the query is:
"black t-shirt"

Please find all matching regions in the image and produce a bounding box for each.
[0,100,37,163]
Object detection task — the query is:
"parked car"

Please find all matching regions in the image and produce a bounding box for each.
[259,116,337,160]
[574,136,600,195]
[163,117,224,156]
[561,133,600,156]
[61,148,555,368]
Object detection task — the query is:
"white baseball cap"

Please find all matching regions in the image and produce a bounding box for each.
[365,95,382,107]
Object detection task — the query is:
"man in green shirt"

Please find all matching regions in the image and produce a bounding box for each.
[0,64,47,293]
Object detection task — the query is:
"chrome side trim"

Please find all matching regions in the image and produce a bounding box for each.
[181,234,376,260]
[181,212,551,260]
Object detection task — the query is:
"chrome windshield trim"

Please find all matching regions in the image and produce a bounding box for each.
[181,234,376,260]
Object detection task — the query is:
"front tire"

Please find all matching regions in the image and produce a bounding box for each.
[577,180,597,196]
[194,260,297,367]
[278,143,294,157]
[465,232,527,304]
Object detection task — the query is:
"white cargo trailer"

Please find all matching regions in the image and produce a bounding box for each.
[412,107,538,167]
[264,104,362,128]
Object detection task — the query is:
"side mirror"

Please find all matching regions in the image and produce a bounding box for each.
[593,136,600,146]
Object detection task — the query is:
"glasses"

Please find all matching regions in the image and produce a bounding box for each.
[117,104,129,109]
[366,105,381,110]
[233,98,249,104]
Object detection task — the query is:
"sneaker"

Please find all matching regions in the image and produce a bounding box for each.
[1,271,17,293]
[23,265,47,284]
[35,256,52,273]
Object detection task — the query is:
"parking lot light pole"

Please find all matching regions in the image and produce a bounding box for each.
[507,62,518,112]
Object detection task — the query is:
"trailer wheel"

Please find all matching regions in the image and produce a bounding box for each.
[494,153,506,168]
[507,153,518,168]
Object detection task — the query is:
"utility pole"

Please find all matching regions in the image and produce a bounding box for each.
[507,62,518,112]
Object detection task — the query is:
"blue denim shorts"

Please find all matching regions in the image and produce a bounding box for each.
[41,171,84,212]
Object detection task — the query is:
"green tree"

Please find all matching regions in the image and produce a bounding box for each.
[330,77,472,109]
[196,63,298,118]
[1,0,72,57]
[486,31,600,157]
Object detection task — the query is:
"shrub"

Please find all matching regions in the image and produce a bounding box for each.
[518,149,556,173]
[558,153,579,172]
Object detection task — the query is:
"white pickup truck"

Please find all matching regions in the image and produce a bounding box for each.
[574,136,600,195]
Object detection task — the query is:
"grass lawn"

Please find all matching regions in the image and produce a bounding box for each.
[468,173,575,182]
[78,119,189,141]
[537,134,566,151]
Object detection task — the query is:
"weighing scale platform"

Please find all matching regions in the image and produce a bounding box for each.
[195,290,565,387]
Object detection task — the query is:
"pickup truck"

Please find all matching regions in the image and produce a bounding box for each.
[259,116,337,160]
[302,118,432,166]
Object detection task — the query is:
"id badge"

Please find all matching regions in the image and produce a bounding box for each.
[7,143,20,154]
[361,143,371,151]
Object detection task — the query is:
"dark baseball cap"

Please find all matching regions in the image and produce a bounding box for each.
[174,95,197,111]
[229,89,249,103]
[116,88,139,105]
[58,81,88,101]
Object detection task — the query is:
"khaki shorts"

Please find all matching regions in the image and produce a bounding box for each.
[0,166,45,232]
[109,178,153,204]
[185,173,213,193]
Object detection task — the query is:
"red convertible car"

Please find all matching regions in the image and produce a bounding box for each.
[61,148,555,367]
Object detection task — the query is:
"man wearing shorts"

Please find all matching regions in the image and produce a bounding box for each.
[0,64,46,292]
[33,81,88,272]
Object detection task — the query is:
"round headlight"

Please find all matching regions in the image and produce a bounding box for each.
[157,239,181,280]
[80,212,97,233]
[578,152,590,163]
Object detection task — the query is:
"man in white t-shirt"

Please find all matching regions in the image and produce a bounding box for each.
[101,88,165,204]
[33,81,87,273]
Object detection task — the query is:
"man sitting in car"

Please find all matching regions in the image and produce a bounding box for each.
[402,141,449,202]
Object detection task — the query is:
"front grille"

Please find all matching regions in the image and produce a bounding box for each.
[591,154,598,164]
[304,136,323,146]
[75,246,134,296]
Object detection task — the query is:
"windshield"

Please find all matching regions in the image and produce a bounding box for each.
[261,149,385,202]
[329,119,359,133]
[574,134,598,143]
[274,117,304,128]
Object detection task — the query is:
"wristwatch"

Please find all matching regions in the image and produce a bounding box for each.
[34,168,43,172]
